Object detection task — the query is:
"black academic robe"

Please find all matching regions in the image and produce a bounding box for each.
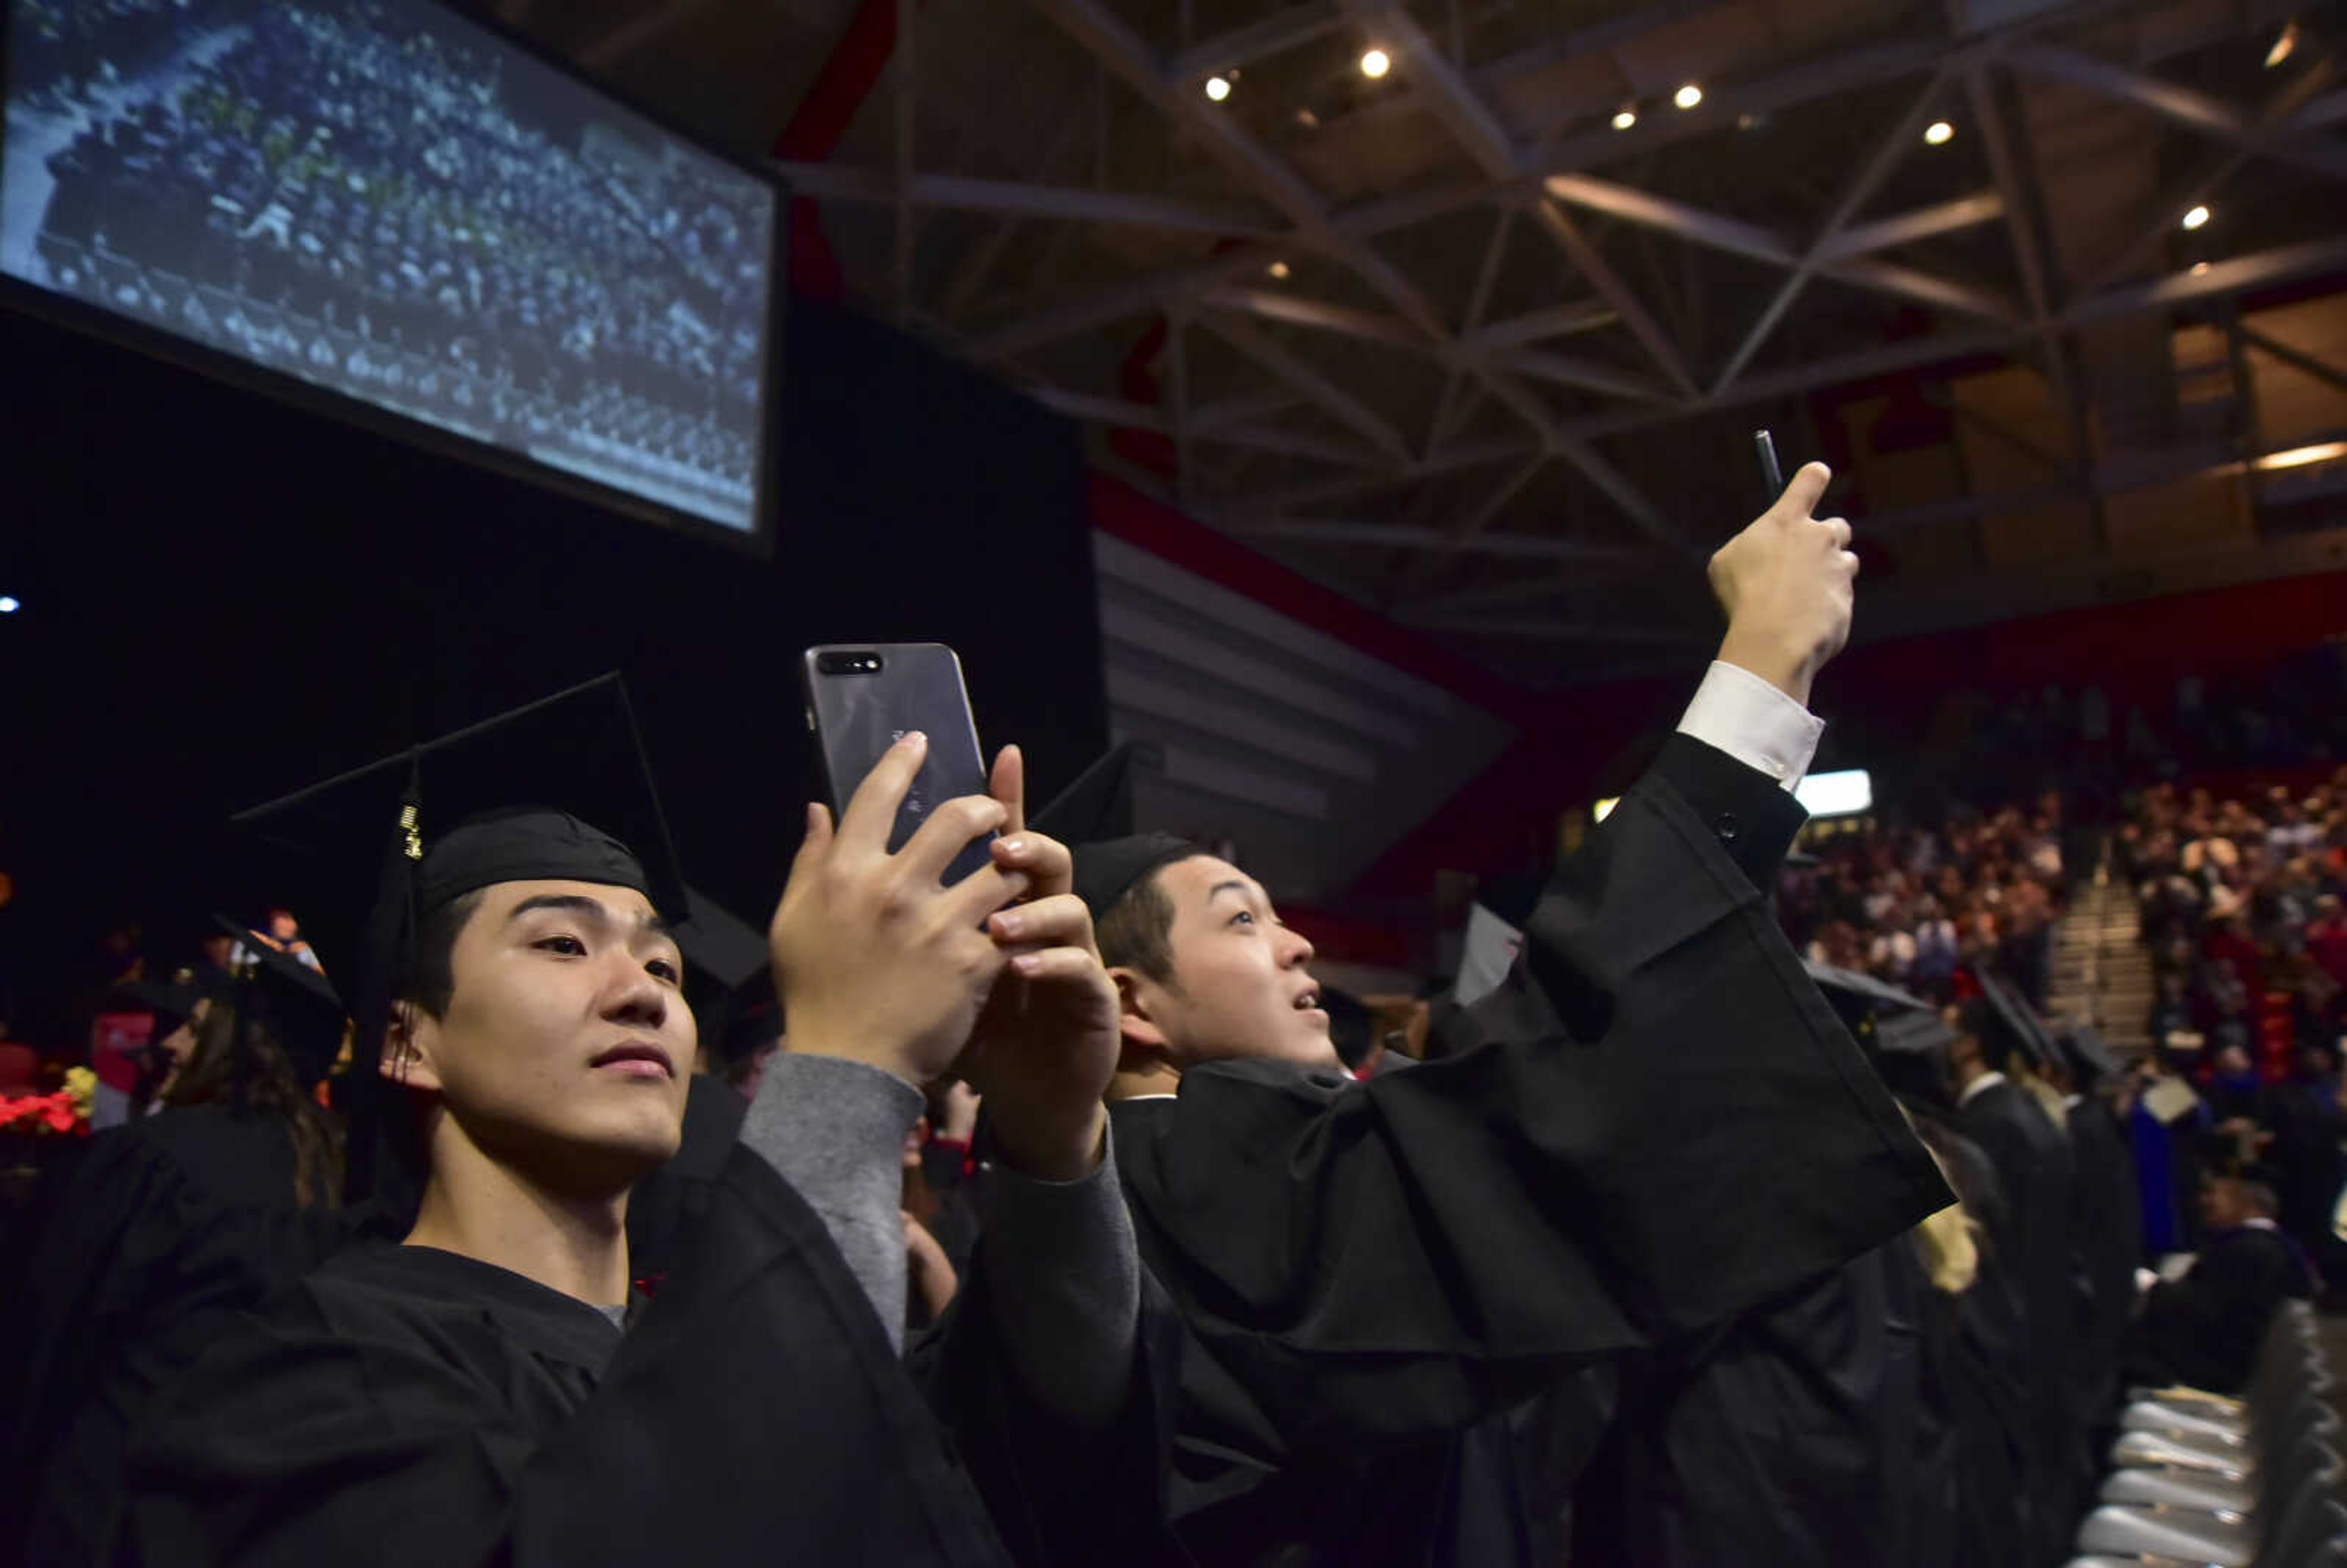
[2065,1097,2142,1438]
[1955,1075,2081,1551]
[1913,1114,2038,1568]
[122,1141,1176,1567]
[0,1108,372,1566]
[1112,734,1953,1566]
[1571,1239,1944,1568]
[2128,1223,2316,1394]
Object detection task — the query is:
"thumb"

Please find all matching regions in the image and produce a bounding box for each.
[1774,460,1832,522]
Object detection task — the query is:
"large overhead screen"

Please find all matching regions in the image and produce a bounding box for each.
[2,0,780,537]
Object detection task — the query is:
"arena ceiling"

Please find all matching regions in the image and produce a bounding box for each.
[496,0,2347,686]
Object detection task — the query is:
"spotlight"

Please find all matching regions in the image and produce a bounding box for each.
[2182,203,2210,230]
[1924,120,1953,146]
[1673,83,1702,110]
[1268,260,1291,280]
[1204,75,1232,102]
[0,596,17,614]
[1360,48,1390,79]
[1612,106,1637,131]
[2267,21,2299,69]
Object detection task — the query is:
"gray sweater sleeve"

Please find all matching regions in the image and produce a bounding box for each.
[977,1124,1140,1429]
[738,1052,924,1352]
[735,1052,1141,1425]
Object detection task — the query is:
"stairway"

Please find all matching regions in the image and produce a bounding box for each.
[2046,863,2156,1058]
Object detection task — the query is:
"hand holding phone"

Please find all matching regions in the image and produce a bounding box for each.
[803,643,995,886]
[769,729,1026,1086]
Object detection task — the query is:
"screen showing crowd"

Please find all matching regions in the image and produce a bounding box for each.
[2,0,777,532]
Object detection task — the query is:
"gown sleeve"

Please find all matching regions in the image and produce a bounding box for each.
[1117,734,1955,1443]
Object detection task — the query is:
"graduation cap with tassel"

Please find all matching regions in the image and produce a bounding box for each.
[230,673,692,1210]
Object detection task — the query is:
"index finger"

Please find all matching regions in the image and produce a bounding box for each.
[1772,461,1832,522]
[990,744,1026,837]
[837,731,928,855]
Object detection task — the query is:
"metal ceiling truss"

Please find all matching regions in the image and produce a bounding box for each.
[772,0,2347,634]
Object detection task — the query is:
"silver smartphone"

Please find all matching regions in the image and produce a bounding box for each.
[801,643,994,885]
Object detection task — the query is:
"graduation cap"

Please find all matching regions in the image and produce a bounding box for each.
[1972,973,2056,1073]
[1033,744,1208,921]
[213,915,348,1090]
[230,674,686,1203]
[2056,1022,2121,1085]
[1804,959,1953,1104]
[1032,742,1146,846]
[108,979,207,1036]
[674,885,779,1065]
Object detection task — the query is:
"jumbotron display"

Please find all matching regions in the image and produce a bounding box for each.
[2,0,779,533]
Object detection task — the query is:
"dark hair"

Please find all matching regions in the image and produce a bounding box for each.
[166,1000,346,1208]
[403,890,484,1019]
[1095,868,1183,983]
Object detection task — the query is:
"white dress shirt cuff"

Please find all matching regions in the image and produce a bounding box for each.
[1675,660,1824,792]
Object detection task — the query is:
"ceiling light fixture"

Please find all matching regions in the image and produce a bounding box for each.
[1268,260,1291,280]
[1360,48,1391,79]
[1924,119,1954,145]
[1204,74,1232,102]
[2182,203,2211,230]
[1673,83,1703,109]
[2192,261,2212,276]
[2255,441,2347,472]
[1612,106,1637,130]
[2266,21,2300,68]
[0,596,17,615]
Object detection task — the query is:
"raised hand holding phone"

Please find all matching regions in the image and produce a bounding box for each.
[1706,460,1858,708]
[769,731,1027,1088]
[959,743,1120,1182]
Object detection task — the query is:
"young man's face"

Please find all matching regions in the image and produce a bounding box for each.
[400,879,696,1188]
[1127,856,1341,1073]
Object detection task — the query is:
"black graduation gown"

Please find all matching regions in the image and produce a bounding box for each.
[2128,1224,2316,1394]
[617,1071,747,1288]
[1570,1237,1943,1568]
[2065,1097,2142,1437]
[1111,734,1953,1566]
[1914,1115,2038,1567]
[0,1108,371,1566]
[122,1141,1177,1567]
[1955,1076,2081,1548]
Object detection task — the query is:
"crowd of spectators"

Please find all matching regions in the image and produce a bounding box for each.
[2122,772,2347,1065]
[2115,768,2347,1286]
[12,0,769,526]
[1776,793,2068,1009]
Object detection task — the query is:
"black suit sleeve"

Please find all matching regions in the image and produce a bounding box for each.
[1119,736,1953,1443]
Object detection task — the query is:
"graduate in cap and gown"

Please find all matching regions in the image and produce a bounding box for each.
[117,675,1175,1567]
[1948,975,2082,1560]
[2048,1022,2141,1448]
[1,931,369,1566]
[1063,466,1955,1566]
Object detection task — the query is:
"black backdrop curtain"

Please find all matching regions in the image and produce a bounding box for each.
[0,294,1106,1028]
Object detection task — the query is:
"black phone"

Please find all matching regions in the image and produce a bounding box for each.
[801,643,994,885]
[1754,428,1784,502]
